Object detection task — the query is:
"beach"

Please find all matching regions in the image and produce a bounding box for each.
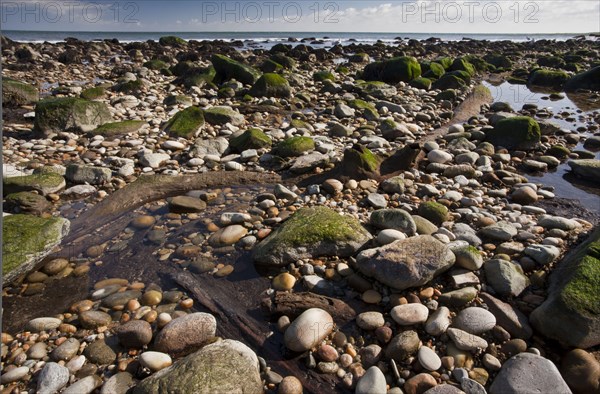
[2,33,600,393]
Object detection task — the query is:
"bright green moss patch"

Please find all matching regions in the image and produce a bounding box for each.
[90,120,146,136]
[348,99,375,111]
[547,144,571,159]
[486,116,541,150]
[450,58,476,76]
[2,214,68,276]
[249,73,291,98]
[313,71,335,82]
[273,206,367,246]
[561,251,600,315]
[229,128,272,152]
[343,144,378,173]
[409,77,432,90]
[418,201,449,225]
[80,86,106,100]
[211,54,260,85]
[529,69,569,87]
[422,61,445,79]
[4,172,65,195]
[163,107,205,138]
[273,136,315,157]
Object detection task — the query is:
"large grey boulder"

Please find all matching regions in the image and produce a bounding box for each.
[133,340,262,394]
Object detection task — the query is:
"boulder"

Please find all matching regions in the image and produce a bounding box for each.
[489,353,571,394]
[134,340,261,394]
[2,78,39,107]
[565,66,600,91]
[356,235,455,290]
[273,136,315,157]
[154,313,217,357]
[528,69,569,88]
[249,73,291,98]
[3,214,70,283]
[34,97,112,135]
[65,164,111,185]
[530,228,600,348]
[363,56,422,84]
[203,106,245,126]
[211,54,260,85]
[252,206,372,267]
[229,128,272,152]
[163,106,205,138]
[568,159,600,183]
[485,116,541,150]
[4,192,52,215]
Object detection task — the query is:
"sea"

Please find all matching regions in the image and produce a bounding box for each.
[3,30,597,50]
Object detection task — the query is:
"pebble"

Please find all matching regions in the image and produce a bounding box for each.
[447,328,488,351]
[355,366,387,394]
[130,215,156,229]
[453,307,496,334]
[278,376,303,394]
[51,337,80,361]
[1,366,29,383]
[26,317,62,332]
[404,373,437,394]
[390,303,429,325]
[418,346,442,371]
[425,306,451,336]
[37,362,70,394]
[284,308,334,352]
[272,273,296,291]
[62,375,102,394]
[116,319,153,348]
[139,351,173,371]
[356,312,385,330]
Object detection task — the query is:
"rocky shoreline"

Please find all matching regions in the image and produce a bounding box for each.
[2,34,600,394]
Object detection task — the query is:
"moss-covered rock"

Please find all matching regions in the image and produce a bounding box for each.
[273,136,315,157]
[163,95,193,107]
[485,116,541,150]
[174,66,216,88]
[436,89,458,101]
[2,78,39,107]
[80,86,106,100]
[356,81,398,99]
[340,144,379,176]
[528,69,569,88]
[4,171,66,195]
[249,73,291,98]
[34,97,112,135]
[134,340,261,394]
[3,214,70,283]
[158,36,187,46]
[313,70,335,82]
[568,159,600,183]
[546,144,571,159]
[432,74,466,90]
[270,53,296,69]
[484,54,513,69]
[211,54,260,85]
[435,57,454,70]
[4,192,52,216]
[409,77,432,90]
[565,66,600,92]
[113,79,145,94]
[203,106,245,126]
[363,56,421,84]
[90,120,146,137]
[289,118,314,132]
[537,55,566,69]
[163,106,205,138]
[422,61,445,79]
[252,206,372,266]
[418,201,449,226]
[450,58,476,76]
[143,59,168,70]
[260,59,283,73]
[530,228,600,348]
[229,128,272,152]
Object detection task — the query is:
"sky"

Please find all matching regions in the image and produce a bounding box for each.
[1,0,599,34]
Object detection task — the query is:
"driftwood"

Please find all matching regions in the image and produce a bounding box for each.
[268,292,357,325]
[65,171,281,243]
[170,271,343,394]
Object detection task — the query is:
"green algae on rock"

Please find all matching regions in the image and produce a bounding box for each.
[249,73,291,98]
[252,206,372,266]
[80,86,106,100]
[158,36,187,46]
[363,56,422,84]
[34,97,112,135]
[211,54,260,85]
[528,69,569,88]
[163,106,205,138]
[203,106,245,126]
[485,116,541,150]
[229,128,272,152]
[273,136,315,157]
[568,159,600,183]
[4,171,66,196]
[133,340,261,394]
[418,201,449,226]
[4,192,52,216]
[3,214,70,283]
[2,78,39,107]
[530,228,600,348]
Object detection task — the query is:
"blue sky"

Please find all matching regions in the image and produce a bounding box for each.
[1,0,599,33]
